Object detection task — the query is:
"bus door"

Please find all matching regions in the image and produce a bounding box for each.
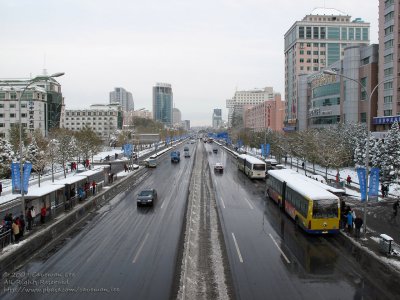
[281,181,287,210]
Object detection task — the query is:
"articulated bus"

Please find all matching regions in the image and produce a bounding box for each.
[237,154,266,179]
[266,169,340,234]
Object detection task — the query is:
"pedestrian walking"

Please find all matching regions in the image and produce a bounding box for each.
[336,173,340,183]
[12,218,20,243]
[124,164,128,172]
[354,216,363,238]
[347,209,354,233]
[0,181,2,196]
[92,180,96,195]
[27,207,33,230]
[18,213,25,238]
[40,205,47,224]
[346,175,352,186]
[302,162,305,168]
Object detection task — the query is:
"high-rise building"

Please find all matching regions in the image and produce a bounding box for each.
[212,109,223,129]
[173,108,182,125]
[182,120,190,131]
[109,87,134,111]
[376,0,400,131]
[0,75,64,139]
[226,87,274,127]
[284,8,370,131]
[153,83,173,126]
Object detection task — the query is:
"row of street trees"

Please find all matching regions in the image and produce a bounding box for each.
[0,126,102,185]
[229,118,400,188]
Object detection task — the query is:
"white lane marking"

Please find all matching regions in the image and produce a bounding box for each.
[132,233,149,263]
[220,197,226,209]
[243,197,254,210]
[268,233,290,264]
[161,201,165,209]
[231,233,243,263]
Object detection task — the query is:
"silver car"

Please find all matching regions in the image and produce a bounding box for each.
[137,189,157,207]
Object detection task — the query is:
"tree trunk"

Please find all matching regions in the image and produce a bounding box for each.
[325,167,328,180]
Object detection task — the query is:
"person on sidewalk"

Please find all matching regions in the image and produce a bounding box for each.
[40,205,47,224]
[346,209,354,233]
[346,175,352,186]
[354,216,363,238]
[18,213,25,238]
[92,180,97,195]
[27,207,33,230]
[12,218,20,243]
[31,206,36,227]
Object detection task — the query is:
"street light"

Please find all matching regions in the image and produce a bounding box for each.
[18,72,65,222]
[323,68,396,237]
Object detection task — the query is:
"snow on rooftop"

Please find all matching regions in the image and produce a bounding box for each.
[25,184,65,198]
[309,7,348,16]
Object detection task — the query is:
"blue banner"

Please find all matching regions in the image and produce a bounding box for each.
[11,162,21,194]
[368,167,380,199]
[123,144,133,157]
[266,144,270,157]
[357,168,367,202]
[23,162,32,194]
[261,144,264,156]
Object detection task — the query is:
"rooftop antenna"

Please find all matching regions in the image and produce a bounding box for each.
[42,52,48,76]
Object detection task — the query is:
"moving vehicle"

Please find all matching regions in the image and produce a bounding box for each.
[184,146,190,158]
[266,169,340,234]
[214,163,224,173]
[213,148,218,154]
[171,151,180,163]
[145,157,157,168]
[237,154,266,179]
[137,189,157,207]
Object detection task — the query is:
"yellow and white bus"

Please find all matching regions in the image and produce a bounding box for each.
[266,169,340,234]
[237,154,266,179]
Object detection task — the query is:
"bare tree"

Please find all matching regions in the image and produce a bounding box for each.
[26,130,49,187]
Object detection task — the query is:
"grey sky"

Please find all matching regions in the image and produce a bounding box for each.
[1,0,378,126]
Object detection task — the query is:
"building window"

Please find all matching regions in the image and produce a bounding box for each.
[385,0,394,8]
[385,11,394,22]
[327,27,340,40]
[384,39,394,50]
[384,109,392,116]
[313,67,319,71]
[355,28,361,40]
[313,59,319,63]
[384,96,393,103]
[362,57,370,65]
[384,53,393,63]
[307,51,311,55]
[349,28,354,40]
[385,25,394,36]
[313,51,318,55]
[0,114,3,118]
[384,67,393,77]
[300,66,304,70]
[299,26,304,38]
[341,28,347,40]
[313,27,319,39]
[313,43,319,47]
[300,50,304,55]
[21,113,27,118]
[307,58,311,63]
[320,51,326,55]
[10,113,16,118]
[0,123,4,127]
[299,58,304,63]
[10,104,16,108]
[0,104,3,108]
[320,27,326,39]
[306,27,312,39]
[384,81,393,90]
[306,43,311,47]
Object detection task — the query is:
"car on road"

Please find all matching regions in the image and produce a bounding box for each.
[137,189,157,207]
[214,163,224,173]
[213,148,218,154]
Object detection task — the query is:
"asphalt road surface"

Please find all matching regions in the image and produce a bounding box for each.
[204,141,397,300]
[0,142,196,300]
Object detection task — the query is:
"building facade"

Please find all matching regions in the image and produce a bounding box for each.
[284,8,370,131]
[212,108,223,129]
[0,76,64,139]
[153,83,173,126]
[299,44,378,130]
[62,104,123,140]
[182,120,190,131]
[226,87,274,127]
[243,94,285,132]
[110,87,134,111]
[173,108,182,125]
[376,0,400,130]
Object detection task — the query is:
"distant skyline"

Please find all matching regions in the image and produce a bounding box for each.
[1,0,378,126]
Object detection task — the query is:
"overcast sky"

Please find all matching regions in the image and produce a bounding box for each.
[1,0,378,126]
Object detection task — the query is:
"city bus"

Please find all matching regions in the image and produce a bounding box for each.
[266,169,340,234]
[237,154,266,179]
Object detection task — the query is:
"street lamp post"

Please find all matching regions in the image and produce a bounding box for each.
[17,72,65,221]
[323,69,397,237]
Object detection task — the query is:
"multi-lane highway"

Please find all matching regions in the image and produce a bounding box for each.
[1,140,399,300]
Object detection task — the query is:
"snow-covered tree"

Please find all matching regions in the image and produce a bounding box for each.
[0,138,14,178]
[75,126,102,167]
[26,133,49,187]
[49,128,77,179]
[380,122,400,186]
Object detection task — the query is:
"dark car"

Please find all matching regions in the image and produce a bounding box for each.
[213,148,218,153]
[137,189,157,207]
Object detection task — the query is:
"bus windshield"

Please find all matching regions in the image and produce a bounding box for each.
[253,164,266,171]
[312,199,338,218]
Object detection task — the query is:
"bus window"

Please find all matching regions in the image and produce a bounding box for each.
[253,164,266,171]
[312,199,338,218]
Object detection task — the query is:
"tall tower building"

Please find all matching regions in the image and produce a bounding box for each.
[153,83,173,126]
[109,87,134,111]
[377,0,400,130]
[284,8,370,131]
[212,109,222,129]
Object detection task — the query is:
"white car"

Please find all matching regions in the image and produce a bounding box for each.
[214,163,224,173]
